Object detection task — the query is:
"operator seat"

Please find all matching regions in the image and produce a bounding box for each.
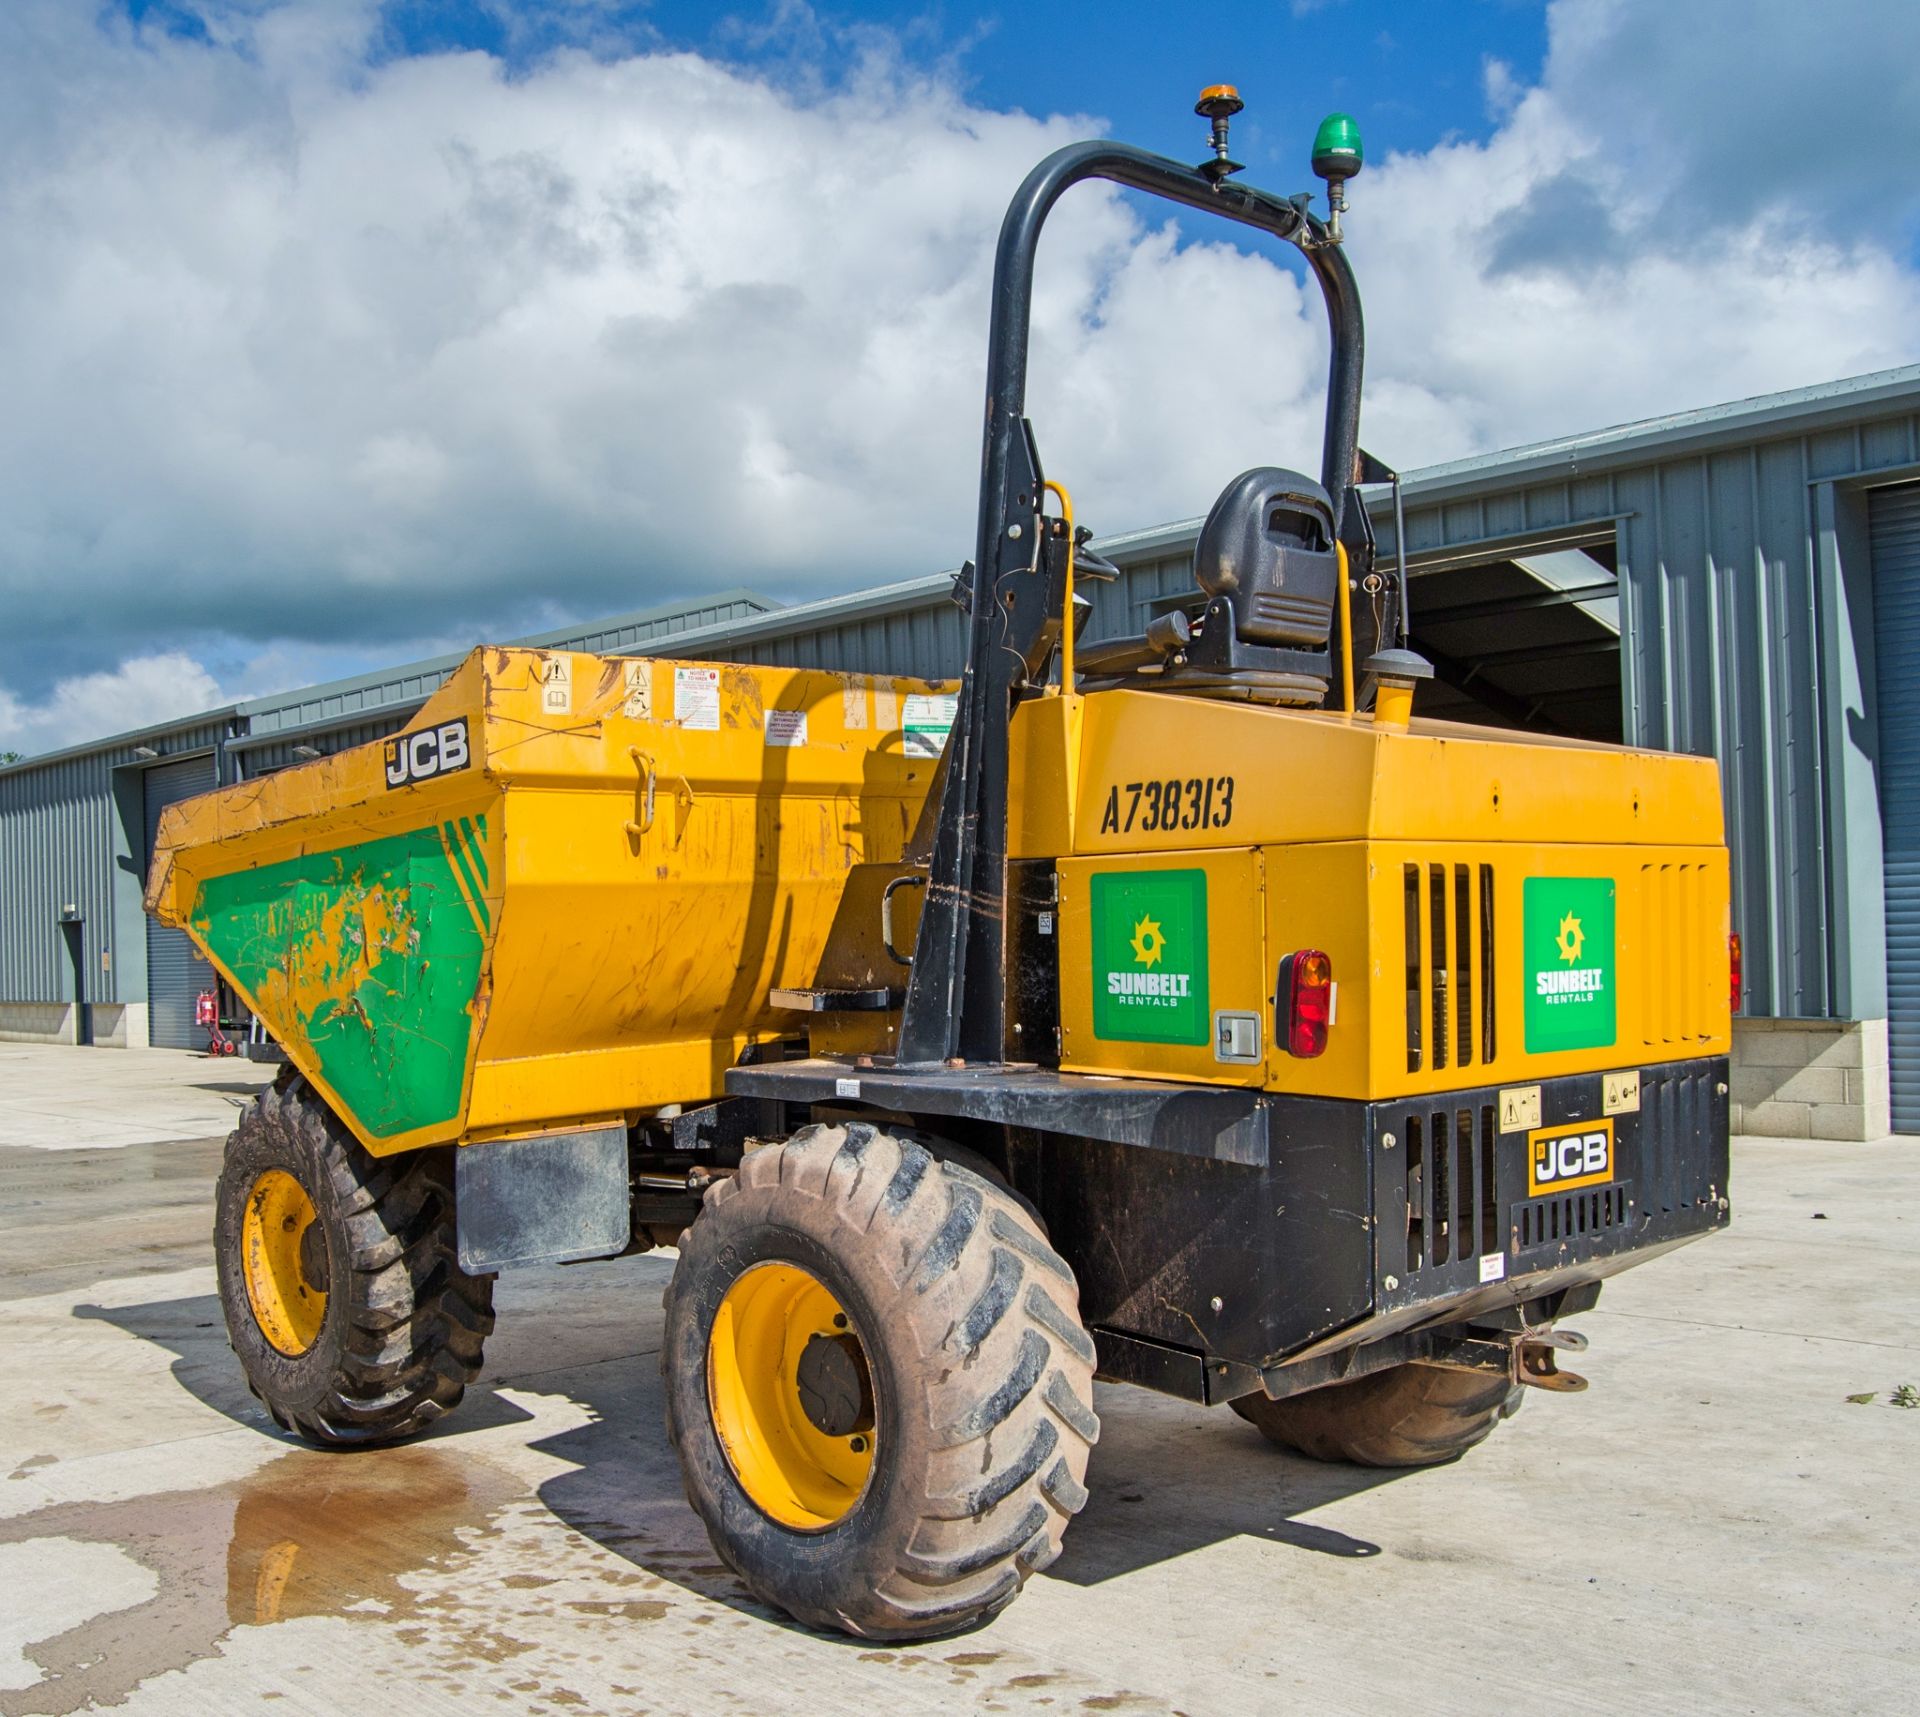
[1073,465,1341,705]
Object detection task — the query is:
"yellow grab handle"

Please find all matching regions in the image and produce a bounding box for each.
[1042,480,1076,691]
[626,746,657,838]
[1336,541,1355,715]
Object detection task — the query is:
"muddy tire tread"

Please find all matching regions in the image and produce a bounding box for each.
[216,1081,495,1448]
[663,1122,1099,1640]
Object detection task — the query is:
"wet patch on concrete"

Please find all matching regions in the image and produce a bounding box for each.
[0,1442,521,1714]
[0,1140,227,1303]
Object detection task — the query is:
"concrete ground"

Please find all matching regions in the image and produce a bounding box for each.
[0,1045,1914,1716]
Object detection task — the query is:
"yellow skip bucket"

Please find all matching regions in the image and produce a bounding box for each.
[145,648,948,1155]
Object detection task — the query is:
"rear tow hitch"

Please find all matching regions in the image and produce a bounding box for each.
[1515,1330,1589,1393]
[1434,1322,1590,1393]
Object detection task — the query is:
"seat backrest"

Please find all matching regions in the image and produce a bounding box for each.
[1193,467,1339,647]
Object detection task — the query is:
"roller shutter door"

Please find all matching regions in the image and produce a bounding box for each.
[142,754,218,1051]
[1872,481,1920,1132]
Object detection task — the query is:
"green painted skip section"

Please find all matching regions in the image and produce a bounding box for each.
[191,822,491,1140]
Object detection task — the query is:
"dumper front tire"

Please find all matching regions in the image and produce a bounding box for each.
[663,1123,1099,1639]
[214,1078,495,1446]
[1230,1362,1523,1468]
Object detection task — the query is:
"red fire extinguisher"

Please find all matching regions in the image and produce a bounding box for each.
[197,990,236,1057]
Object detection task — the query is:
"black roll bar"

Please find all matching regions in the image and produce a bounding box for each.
[978,142,1364,548]
[896,141,1366,1067]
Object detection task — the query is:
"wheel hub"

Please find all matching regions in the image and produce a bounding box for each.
[241,1168,328,1357]
[707,1262,876,1530]
[795,1333,875,1439]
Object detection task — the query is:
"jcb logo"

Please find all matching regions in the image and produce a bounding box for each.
[384,719,471,790]
[1527,1118,1614,1197]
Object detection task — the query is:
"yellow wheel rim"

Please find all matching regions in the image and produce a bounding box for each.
[241,1169,329,1357]
[708,1262,877,1530]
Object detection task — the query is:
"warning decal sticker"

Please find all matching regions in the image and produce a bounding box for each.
[673,666,721,731]
[902,692,957,758]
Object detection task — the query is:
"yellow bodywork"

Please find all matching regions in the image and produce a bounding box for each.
[1012,687,1730,1099]
[147,647,947,1155]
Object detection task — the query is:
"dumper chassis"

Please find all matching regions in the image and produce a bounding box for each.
[153,96,1733,1642]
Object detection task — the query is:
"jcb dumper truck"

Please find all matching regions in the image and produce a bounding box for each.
[147,96,1732,1640]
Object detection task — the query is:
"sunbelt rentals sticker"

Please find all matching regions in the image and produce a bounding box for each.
[1523,876,1616,1053]
[1091,868,1209,1046]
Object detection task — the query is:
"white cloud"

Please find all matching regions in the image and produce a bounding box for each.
[0,655,224,757]
[1,0,1917,755]
[1482,56,1524,122]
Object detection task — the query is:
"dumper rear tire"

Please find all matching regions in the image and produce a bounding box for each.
[214,1078,495,1446]
[663,1122,1099,1639]
[1230,1363,1523,1468]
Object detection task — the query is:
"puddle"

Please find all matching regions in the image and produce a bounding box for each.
[0,1442,521,1715]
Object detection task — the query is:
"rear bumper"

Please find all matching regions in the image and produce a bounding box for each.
[1030,1055,1729,1396]
[1350,1054,1730,1355]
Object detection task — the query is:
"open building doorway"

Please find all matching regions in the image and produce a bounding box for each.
[1391,533,1623,742]
[60,917,90,1046]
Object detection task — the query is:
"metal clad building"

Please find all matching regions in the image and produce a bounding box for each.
[6,367,1920,1139]
[142,752,220,1049]
[0,711,236,1047]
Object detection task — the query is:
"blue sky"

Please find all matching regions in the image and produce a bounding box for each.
[129,0,1551,170]
[3,0,1915,749]
[395,1,1547,156]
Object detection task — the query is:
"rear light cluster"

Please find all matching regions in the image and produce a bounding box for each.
[1280,949,1333,1057]
[1729,932,1742,1015]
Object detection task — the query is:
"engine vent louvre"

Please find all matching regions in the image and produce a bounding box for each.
[1638,861,1716,1047]
[1517,1183,1632,1249]
[1404,862,1497,1075]
[1402,1101,1499,1276]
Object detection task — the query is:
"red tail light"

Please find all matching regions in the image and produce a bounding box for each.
[1282,949,1334,1057]
[1729,932,1742,1015]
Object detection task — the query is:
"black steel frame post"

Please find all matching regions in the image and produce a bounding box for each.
[895,141,1367,1066]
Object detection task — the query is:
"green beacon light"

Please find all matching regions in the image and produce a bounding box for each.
[1311,112,1363,243]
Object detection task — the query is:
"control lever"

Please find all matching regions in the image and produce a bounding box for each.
[1073,609,1191,677]
[1072,529,1120,582]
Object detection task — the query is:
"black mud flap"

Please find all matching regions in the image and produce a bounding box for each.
[455,1125,630,1270]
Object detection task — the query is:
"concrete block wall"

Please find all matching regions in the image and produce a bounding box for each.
[1731,1017,1891,1141]
[0,1001,74,1043]
[0,1001,139,1048]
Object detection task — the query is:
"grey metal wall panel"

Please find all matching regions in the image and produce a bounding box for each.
[1814,479,1888,1021]
[691,548,1211,684]
[141,754,217,1050]
[553,594,765,655]
[1863,417,1919,471]
[720,604,970,680]
[245,667,458,737]
[0,721,230,1006]
[237,716,414,778]
[1869,482,1920,1128]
